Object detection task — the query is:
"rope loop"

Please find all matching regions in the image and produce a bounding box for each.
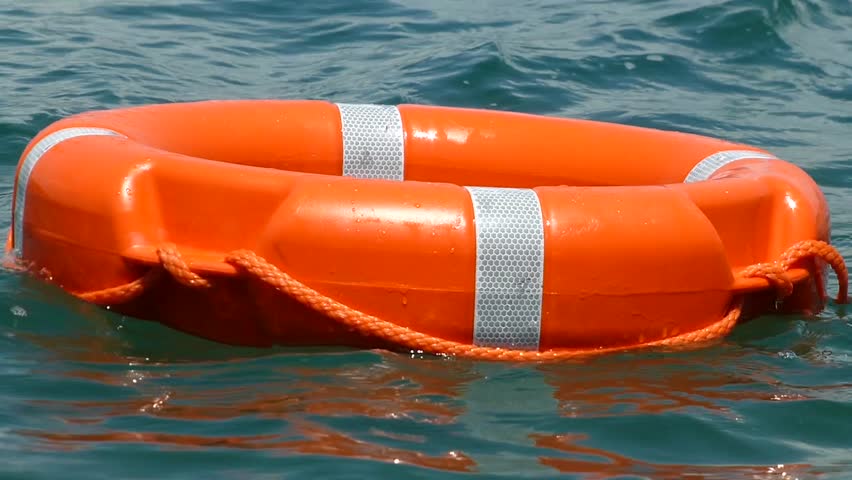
[739,240,848,305]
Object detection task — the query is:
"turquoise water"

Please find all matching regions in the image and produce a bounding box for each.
[2,0,852,478]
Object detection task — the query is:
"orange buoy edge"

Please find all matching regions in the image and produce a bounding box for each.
[5,100,848,361]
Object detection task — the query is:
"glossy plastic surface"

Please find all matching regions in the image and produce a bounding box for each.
[6,100,831,349]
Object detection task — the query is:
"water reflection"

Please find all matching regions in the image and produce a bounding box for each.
[23,420,477,472]
[538,352,798,419]
[531,432,816,479]
[9,312,844,476]
[20,351,480,472]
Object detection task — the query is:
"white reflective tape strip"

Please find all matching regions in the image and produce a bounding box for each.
[466,186,545,350]
[12,127,124,257]
[336,103,405,180]
[684,149,777,183]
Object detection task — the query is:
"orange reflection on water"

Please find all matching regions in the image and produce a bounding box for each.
[18,318,834,477]
[34,357,476,425]
[284,421,475,471]
[22,419,477,472]
[35,382,461,426]
[531,433,816,479]
[539,356,806,418]
[22,355,480,472]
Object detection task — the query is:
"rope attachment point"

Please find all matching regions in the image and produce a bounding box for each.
[739,240,848,305]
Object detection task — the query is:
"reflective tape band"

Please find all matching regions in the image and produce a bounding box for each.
[12,127,123,257]
[336,103,405,180]
[466,186,545,350]
[684,149,777,183]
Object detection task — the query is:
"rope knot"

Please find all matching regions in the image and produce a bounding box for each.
[156,244,211,289]
[739,240,848,305]
[739,262,794,299]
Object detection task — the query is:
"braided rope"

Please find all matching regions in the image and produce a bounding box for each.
[67,239,848,361]
[740,239,848,303]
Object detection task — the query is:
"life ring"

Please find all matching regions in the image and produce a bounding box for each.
[6,100,848,360]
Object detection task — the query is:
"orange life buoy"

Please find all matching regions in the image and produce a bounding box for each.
[6,100,848,360]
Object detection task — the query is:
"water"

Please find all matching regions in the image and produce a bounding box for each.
[2,0,851,478]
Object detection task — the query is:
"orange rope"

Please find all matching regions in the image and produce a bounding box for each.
[76,269,160,305]
[157,244,211,289]
[740,239,848,303]
[69,239,848,361]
